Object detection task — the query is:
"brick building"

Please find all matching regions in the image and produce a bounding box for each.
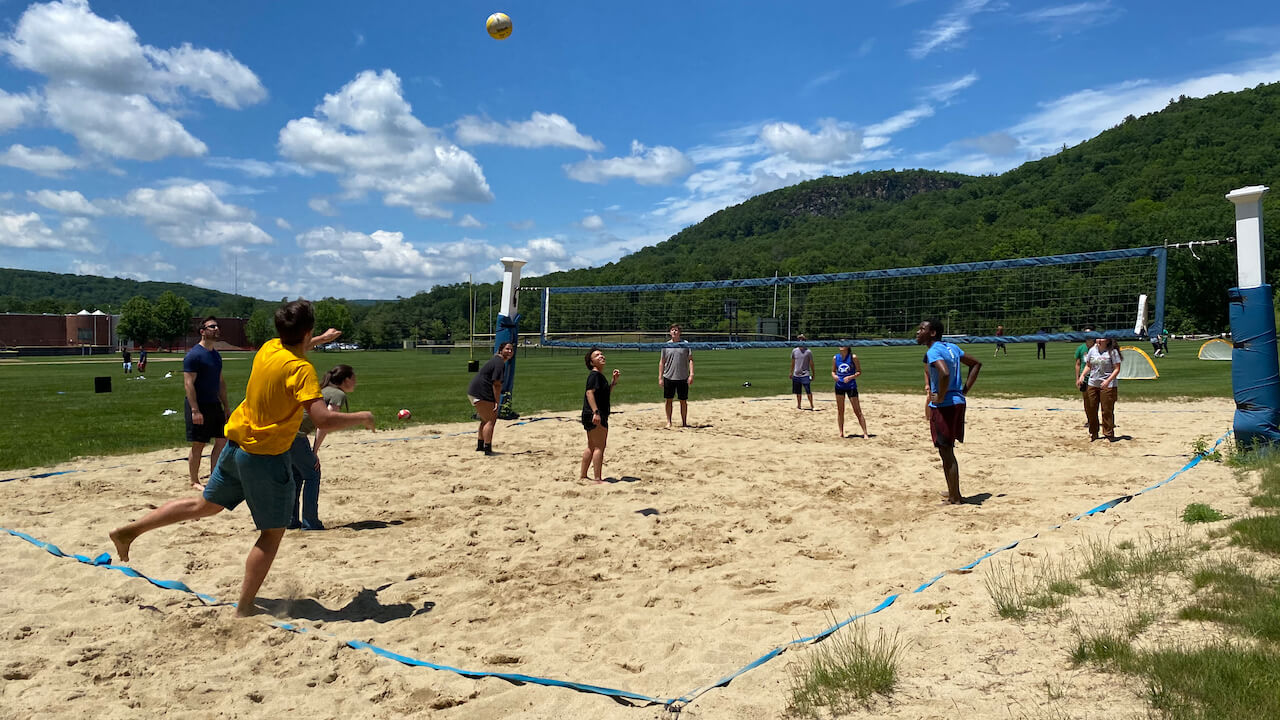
[0,312,248,354]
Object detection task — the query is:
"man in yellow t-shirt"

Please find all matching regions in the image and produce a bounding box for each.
[110,300,375,617]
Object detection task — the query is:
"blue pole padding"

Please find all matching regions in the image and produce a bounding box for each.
[1229,284,1280,449]
[1152,247,1167,337]
[494,313,520,397]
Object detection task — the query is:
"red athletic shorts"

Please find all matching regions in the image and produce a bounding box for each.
[929,403,966,447]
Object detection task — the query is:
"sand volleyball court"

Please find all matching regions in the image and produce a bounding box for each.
[0,393,1244,719]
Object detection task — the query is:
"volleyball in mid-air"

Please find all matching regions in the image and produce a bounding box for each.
[397,408,412,420]
[486,12,512,40]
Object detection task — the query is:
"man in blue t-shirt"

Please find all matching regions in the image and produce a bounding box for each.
[183,316,229,490]
[916,318,982,505]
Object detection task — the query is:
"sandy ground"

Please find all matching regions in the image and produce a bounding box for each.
[0,392,1251,719]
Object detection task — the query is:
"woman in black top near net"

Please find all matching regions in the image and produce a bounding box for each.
[580,347,620,483]
[467,342,514,455]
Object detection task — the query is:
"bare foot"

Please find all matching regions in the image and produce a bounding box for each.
[108,528,133,562]
[191,482,205,491]
[234,604,263,618]
[593,478,605,484]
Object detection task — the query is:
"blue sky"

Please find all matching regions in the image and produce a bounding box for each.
[0,0,1277,300]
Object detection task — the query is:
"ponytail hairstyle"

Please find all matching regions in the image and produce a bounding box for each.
[321,364,355,389]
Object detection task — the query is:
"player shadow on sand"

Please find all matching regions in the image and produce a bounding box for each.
[955,492,994,506]
[337,519,407,531]
[598,476,640,484]
[258,584,433,623]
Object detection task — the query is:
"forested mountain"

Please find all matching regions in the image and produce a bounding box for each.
[534,83,1280,331]
[0,268,259,317]
[5,82,1280,340]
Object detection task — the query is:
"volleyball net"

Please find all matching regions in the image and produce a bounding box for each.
[530,246,1168,350]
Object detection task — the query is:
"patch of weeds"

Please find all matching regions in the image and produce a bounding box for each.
[1069,630,1135,669]
[1122,606,1160,638]
[1182,503,1226,524]
[1079,537,1126,589]
[785,622,903,718]
[1228,514,1280,555]
[1027,592,1065,610]
[984,558,1030,619]
[1190,435,1223,462]
[1182,562,1280,642]
[1124,532,1194,577]
[1249,461,1280,508]
[1116,539,1136,550]
[985,556,1079,620]
[1141,643,1280,720]
[1047,578,1081,596]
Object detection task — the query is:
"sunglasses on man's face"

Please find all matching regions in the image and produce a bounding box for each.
[203,324,218,330]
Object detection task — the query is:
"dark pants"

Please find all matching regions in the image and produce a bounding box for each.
[287,434,323,529]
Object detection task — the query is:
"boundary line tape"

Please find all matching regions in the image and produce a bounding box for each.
[0,429,1233,711]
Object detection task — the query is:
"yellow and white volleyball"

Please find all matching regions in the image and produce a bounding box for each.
[486,12,512,40]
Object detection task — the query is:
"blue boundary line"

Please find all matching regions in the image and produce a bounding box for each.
[665,428,1232,708]
[0,428,1232,711]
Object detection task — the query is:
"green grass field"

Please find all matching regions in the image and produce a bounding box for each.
[0,339,1232,472]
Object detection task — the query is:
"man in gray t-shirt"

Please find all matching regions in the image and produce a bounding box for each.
[790,334,814,410]
[659,324,694,428]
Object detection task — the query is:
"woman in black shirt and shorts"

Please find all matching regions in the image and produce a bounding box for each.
[580,347,620,483]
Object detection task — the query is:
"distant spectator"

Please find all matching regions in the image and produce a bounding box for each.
[122,348,132,375]
[138,348,148,373]
[790,334,814,410]
[184,317,228,491]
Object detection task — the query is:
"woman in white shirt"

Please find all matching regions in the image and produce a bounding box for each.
[1077,337,1123,441]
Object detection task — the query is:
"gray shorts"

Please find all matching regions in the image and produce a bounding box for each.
[203,444,294,530]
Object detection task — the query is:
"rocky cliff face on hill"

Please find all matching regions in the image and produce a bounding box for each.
[770,170,969,220]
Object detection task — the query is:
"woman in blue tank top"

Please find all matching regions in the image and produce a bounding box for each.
[832,346,868,438]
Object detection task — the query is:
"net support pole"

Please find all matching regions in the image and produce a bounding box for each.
[1152,247,1167,337]
[1225,185,1280,449]
[540,287,550,346]
[495,258,526,418]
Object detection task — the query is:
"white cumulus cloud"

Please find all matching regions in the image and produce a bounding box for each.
[117,181,272,248]
[27,189,102,215]
[565,140,693,185]
[579,214,605,230]
[0,0,264,161]
[0,89,40,132]
[0,209,93,251]
[455,111,603,150]
[0,144,79,175]
[279,69,492,219]
[760,118,863,163]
